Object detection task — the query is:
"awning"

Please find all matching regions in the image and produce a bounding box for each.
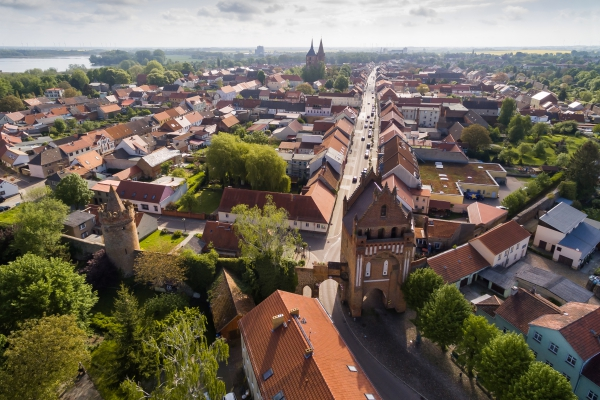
[429,200,452,210]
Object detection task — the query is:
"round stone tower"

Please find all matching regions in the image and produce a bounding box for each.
[99,186,140,276]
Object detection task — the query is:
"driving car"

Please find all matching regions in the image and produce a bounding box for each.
[361,136,365,141]
[352,176,358,183]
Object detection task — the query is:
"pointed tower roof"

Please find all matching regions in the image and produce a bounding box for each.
[106,185,126,212]
[317,38,325,56]
[306,39,316,57]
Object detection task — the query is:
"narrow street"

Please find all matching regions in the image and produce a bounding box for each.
[305,67,380,263]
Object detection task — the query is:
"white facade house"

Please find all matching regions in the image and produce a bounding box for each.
[0,179,19,198]
[470,220,531,268]
[44,88,64,99]
[398,105,441,128]
[533,202,600,269]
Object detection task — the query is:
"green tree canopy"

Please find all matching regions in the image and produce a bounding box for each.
[244,145,291,192]
[0,95,24,112]
[416,83,429,95]
[455,315,500,376]
[501,187,527,215]
[295,82,314,95]
[13,197,69,257]
[461,124,492,153]
[508,114,532,143]
[333,75,349,92]
[144,60,164,74]
[69,69,90,90]
[0,78,13,98]
[531,122,550,140]
[566,140,600,200]
[419,284,472,351]
[0,315,89,400]
[180,248,218,292]
[53,173,94,208]
[121,309,229,400]
[476,332,534,400]
[402,267,444,312]
[178,190,200,213]
[508,362,576,400]
[302,62,325,83]
[498,97,516,126]
[256,70,265,85]
[0,254,97,334]
[53,118,67,134]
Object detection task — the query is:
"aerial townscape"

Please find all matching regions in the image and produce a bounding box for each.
[2,2,600,400]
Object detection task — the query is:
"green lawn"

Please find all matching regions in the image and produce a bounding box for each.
[139,230,185,252]
[0,205,21,227]
[186,171,205,192]
[177,184,223,214]
[520,134,587,166]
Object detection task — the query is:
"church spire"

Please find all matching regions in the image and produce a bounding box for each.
[317,38,325,57]
[306,39,316,57]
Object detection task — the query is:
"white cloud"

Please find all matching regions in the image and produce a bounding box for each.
[504,5,528,19]
[0,0,44,9]
[409,6,437,17]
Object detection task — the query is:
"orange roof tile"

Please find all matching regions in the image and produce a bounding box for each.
[427,243,489,283]
[74,150,104,170]
[467,202,507,225]
[469,220,530,255]
[238,291,381,400]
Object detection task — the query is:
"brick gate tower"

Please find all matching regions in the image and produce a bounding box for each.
[99,186,140,276]
[340,171,415,317]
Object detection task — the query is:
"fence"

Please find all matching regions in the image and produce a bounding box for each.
[161,209,215,220]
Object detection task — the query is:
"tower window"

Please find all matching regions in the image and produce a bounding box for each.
[380,205,387,217]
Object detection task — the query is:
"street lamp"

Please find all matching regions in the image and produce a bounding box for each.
[182,218,186,232]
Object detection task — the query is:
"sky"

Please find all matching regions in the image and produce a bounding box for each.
[0,0,599,50]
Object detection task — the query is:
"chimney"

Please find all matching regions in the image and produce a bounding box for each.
[530,286,536,294]
[289,308,300,317]
[304,348,314,358]
[272,314,285,330]
[511,286,518,296]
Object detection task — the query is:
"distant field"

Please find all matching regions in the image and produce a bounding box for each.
[475,49,571,55]
[165,54,197,62]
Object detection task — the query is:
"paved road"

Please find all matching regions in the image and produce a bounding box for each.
[330,295,423,400]
[305,67,380,263]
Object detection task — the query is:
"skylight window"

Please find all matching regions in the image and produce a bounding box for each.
[347,365,358,372]
[262,368,274,381]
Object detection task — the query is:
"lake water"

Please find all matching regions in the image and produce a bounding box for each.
[0,56,94,73]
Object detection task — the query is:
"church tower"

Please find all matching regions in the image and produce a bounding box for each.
[99,186,140,276]
[316,38,326,64]
[306,39,317,67]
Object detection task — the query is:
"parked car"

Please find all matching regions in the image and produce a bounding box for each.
[0,206,10,212]
[352,176,358,183]
[0,197,4,203]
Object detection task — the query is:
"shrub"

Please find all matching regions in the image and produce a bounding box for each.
[172,230,183,239]
[161,228,170,235]
[571,200,582,210]
[165,202,178,211]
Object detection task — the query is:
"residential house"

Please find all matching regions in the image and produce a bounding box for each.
[171,131,194,152]
[44,88,64,99]
[90,179,121,205]
[0,112,25,126]
[87,129,115,155]
[533,202,600,269]
[57,136,95,162]
[201,221,240,257]
[71,150,106,174]
[527,303,600,397]
[209,269,255,340]
[266,73,288,91]
[63,210,96,239]
[427,243,490,288]
[530,91,558,110]
[0,179,19,198]
[28,147,69,178]
[218,185,335,233]
[115,135,154,156]
[104,117,153,146]
[161,84,183,96]
[470,220,530,268]
[272,119,303,141]
[239,290,381,400]
[467,202,508,231]
[305,96,332,117]
[115,179,184,214]
[0,147,29,170]
[420,218,476,253]
[136,147,182,179]
[98,104,122,120]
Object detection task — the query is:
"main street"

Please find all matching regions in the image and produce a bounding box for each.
[303,66,380,263]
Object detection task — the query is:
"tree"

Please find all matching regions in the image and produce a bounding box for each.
[244,145,291,192]
[160,160,173,176]
[69,69,89,90]
[333,75,349,92]
[533,141,546,158]
[531,122,549,140]
[508,362,576,400]
[256,70,265,85]
[498,97,516,126]
[66,117,78,130]
[205,133,249,185]
[554,152,571,168]
[53,173,94,208]
[134,252,187,288]
[0,227,18,265]
[517,142,532,160]
[594,124,600,135]
[0,78,13,98]
[454,315,500,376]
[566,140,600,199]
[559,180,577,200]
[180,248,218,292]
[419,284,472,351]
[80,249,120,290]
[498,148,519,166]
[301,62,325,83]
[53,118,67,134]
[0,95,24,112]
[325,79,334,89]
[0,254,97,334]
[501,188,527,215]
[63,87,81,98]
[242,131,269,145]
[416,83,429,95]
[402,268,444,312]
[121,309,229,400]
[13,197,69,257]
[179,191,200,213]
[128,64,144,80]
[0,315,89,400]
[558,87,567,101]
[492,72,509,82]
[144,60,164,74]
[508,114,532,144]
[461,124,491,153]
[476,332,534,400]
[295,82,314,95]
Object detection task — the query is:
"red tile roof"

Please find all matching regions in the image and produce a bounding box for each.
[201,221,240,255]
[238,290,381,400]
[427,243,489,284]
[467,202,507,226]
[470,220,530,255]
[495,288,561,335]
